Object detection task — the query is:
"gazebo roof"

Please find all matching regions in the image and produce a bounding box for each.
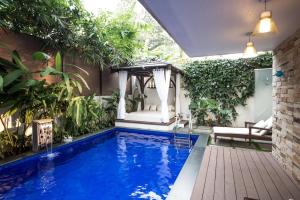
[111,60,182,76]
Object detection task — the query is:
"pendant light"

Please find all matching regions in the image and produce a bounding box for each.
[253,0,278,34]
[244,32,257,58]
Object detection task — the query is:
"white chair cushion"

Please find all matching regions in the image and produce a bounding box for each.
[213,127,249,135]
[258,117,272,136]
[144,104,151,111]
[149,105,157,111]
[251,120,266,134]
[265,117,273,129]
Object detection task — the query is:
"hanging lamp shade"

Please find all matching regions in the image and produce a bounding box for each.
[244,41,257,58]
[253,0,278,34]
[254,11,277,34]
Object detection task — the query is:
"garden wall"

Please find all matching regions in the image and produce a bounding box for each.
[272,28,300,183]
[0,30,119,96]
[232,68,272,127]
[0,30,121,132]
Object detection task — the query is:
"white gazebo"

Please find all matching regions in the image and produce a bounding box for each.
[111,61,183,131]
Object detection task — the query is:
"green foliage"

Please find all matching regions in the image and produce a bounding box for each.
[0,49,111,158]
[96,11,141,66]
[184,53,272,126]
[63,95,110,137]
[103,91,120,126]
[0,0,141,67]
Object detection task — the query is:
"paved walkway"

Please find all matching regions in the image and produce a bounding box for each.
[191,146,300,200]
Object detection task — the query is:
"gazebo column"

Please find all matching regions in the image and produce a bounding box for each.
[137,76,145,110]
[175,73,181,115]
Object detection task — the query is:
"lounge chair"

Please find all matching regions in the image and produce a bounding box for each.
[213,117,272,144]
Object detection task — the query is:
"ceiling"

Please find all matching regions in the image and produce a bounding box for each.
[138,0,300,57]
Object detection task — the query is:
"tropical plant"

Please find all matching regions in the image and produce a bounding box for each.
[0,49,112,158]
[126,89,143,112]
[103,91,120,125]
[63,95,109,136]
[189,98,232,126]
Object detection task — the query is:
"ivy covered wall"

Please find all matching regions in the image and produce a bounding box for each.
[183,53,272,126]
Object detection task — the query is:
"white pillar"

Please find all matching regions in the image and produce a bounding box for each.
[175,73,181,115]
[117,71,128,119]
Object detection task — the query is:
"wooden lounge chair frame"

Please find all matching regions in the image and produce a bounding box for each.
[214,121,272,144]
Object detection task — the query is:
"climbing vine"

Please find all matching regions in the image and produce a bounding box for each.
[183,53,272,126]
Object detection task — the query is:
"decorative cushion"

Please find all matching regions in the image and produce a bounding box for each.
[144,104,151,111]
[168,105,175,112]
[149,105,157,111]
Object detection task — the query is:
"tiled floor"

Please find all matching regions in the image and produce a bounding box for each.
[191,146,300,200]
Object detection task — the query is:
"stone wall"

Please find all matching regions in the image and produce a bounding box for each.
[272,29,300,184]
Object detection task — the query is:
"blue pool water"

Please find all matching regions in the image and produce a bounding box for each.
[0,129,194,200]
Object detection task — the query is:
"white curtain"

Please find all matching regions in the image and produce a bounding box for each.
[175,73,181,115]
[117,71,128,119]
[153,69,171,123]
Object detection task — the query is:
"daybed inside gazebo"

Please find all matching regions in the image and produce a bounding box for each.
[111,61,183,130]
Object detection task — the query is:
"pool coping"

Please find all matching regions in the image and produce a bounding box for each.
[166,132,209,200]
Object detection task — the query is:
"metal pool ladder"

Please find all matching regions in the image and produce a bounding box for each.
[174,132,192,148]
[173,114,192,148]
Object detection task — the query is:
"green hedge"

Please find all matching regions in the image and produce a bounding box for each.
[183,53,272,126]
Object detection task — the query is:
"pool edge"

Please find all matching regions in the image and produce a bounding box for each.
[166,133,209,200]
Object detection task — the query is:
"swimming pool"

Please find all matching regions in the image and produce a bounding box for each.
[0,128,197,200]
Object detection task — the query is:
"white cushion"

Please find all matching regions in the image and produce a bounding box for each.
[144,104,150,111]
[265,117,273,129]
[213,127,249,135]
[125,111,176,123]
[149,105,157,111]
[213,126,266,136]
[251,120,266,134]
[258,117,272,136]
[168,105,175,112]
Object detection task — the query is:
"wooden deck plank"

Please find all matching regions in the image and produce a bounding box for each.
[202,146,218,200]
[256,152,293,199]
[214,146,225,200]
[243,150,271,200]
[236,150,259,199]
[263,152,300,199]
[231,149,247,200]
[224,148,236,200]
[191,146,300,200]
[191,147,212,200]
[249,151,282,200]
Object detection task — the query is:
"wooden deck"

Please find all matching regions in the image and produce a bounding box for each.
[191,146,300,200]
